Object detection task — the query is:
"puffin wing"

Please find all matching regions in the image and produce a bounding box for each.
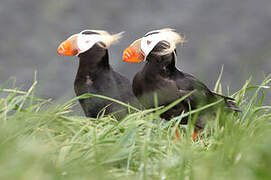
[173,70,240,111]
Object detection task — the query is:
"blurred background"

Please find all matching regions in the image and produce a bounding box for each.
[0,0,270,107]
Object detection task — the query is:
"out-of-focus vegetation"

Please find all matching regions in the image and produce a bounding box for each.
[0,74,270,180]
[0,0,270,101]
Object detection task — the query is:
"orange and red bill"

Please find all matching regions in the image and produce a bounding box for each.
[122,39,145,63]
[57,35,79,56]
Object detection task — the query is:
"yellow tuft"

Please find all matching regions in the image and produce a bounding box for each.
[93,30,124,48]
[152,28,186,55]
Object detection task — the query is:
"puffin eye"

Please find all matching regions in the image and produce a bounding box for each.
[147,40,152,45]
[85,40,90,43]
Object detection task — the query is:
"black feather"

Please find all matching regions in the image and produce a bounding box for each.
[132,44,241,129]
[74,44,141,119]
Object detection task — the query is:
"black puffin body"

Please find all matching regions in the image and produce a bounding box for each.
[132,43,239,130]
[58,30,140,119]
[122,29,240,133]
[74,44,138,118]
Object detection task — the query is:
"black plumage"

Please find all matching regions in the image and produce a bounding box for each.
[132,42,240,130]
[74,44,139,119]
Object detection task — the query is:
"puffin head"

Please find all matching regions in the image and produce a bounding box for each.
[122,28,184,63]
[57,30,123,56]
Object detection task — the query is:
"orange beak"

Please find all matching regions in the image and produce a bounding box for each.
[57,39,78,56]
[122,39,145,63]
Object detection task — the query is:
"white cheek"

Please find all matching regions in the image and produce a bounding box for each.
[77,36,96,54]
[141,37,160,57]
[140,39,148,55]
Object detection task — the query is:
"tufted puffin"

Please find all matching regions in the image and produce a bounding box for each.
[57,30,140,119]
[122,28,240,140]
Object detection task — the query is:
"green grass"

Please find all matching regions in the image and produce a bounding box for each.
[0,74,270,180]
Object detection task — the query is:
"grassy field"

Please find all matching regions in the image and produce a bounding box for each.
[0,74,270,180]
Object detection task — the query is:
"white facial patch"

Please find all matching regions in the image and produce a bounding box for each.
[70,30,122,56]
[76,34,105,55]
[140,29,183,61]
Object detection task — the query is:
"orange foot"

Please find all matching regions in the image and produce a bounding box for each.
[173,128,200,142]
[192,130,199,141]
[174,128,181,142]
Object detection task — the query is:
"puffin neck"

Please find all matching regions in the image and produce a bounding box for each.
[143,52,176,74]
[77,44,110,76]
